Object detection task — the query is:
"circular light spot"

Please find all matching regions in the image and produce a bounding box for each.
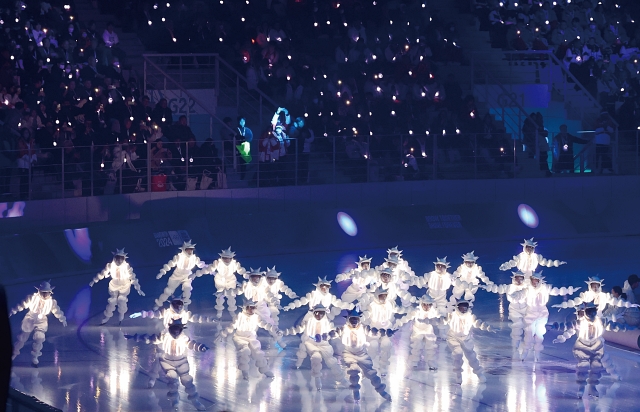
[337,212,358,236]
[517,204,539,228]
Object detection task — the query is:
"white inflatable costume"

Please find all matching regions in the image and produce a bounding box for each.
[395,295,443,370]
[499,238,566,277]
[193,247,247,318]
[552,276,638,318]
[11,281,67,367]
[236,268,276,327]
[509,271,580,361]
[126,319,208,410]
[336,256,376,303]
[218,299,280,379]
[262,266,297,325]
[285,304,343,390]
[130,295,215,329]
[482,271,528,347]
[413,257,456,338]
[90,248,144,324]
[451,251,493,303]
[284,277,354,320]
[154,241,205,309]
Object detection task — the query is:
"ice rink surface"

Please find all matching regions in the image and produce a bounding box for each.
[7,236,640,412]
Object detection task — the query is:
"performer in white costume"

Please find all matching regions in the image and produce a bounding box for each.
[413,257,455,338]
[362,266,414,308]
[450,251,493,303]
[445,298,496,383]
[395,294,443,370]
[285,304,343,390]
[376,246,414,276]
[552,276,638,317]
[192,247,247,318]
[262,266,297,325]
[11,281,67,367]
[284,276,354,320]
[361,287,407,376]
[218,299,280,379]
[330,309,392,402]
[90,248,144,325]
[552,302,631,398]
[509,271,580,361]
[126,319,208,410]
[336,256,376,303]
[236,268,276,326]
[482,271,528,348]
[129,295,215,329]
[154,241,205,309]
[499,238,566,276]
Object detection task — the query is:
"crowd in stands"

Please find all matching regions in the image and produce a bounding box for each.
[475,0,640,129]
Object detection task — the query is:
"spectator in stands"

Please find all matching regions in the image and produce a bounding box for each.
[152,98,173,128]
[623,274,640,304]
[593,111,614,174]
[553,124,589,173]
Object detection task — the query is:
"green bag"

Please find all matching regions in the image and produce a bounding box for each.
[236,141,252,163]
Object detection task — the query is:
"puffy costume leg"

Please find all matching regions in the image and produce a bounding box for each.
[102,288,119,324]
[181,279,193,307]
[424,335,438,370]
[227,290,237,314]
[233,336,251,379]
[310,351,323,389]
[296,341,308,368]
[155,275,181,308]
[160,360,180,408]
[509,309,525,348]
[409,332,425,367]
[574,347,590,398]
[257,302,275,326]
[346,363,362,401]
[116,287,131,323]
[367,335,380,364]
[531,317,547,362]
[13,315,35,360]
[214,292,226,318]
[447,334,464,383]
[31,329,46,366]
[249,338,273,378]
[316,341,342,383]
[346,348,391,401]
[176,358,206,410]
[378,336,392,376]
[460,337,485,382]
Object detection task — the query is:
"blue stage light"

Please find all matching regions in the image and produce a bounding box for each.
[337,212,358,236]
[517,204,539,228]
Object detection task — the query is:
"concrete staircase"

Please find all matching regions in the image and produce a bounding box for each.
[73,0,145,82]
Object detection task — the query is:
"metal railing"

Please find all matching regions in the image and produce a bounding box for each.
[0,131,634,201]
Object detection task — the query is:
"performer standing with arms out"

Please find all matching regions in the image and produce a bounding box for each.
[154,240,205,309]
[10,281,67,367]
[90,248,144,325]
[499,238,566,277]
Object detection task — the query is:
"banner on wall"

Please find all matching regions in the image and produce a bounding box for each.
[148,89,217,116]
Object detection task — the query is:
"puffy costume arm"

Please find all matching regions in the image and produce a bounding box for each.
[193,260,215,278]
[538,255,567,268]
[482,283,509,294]
[413,275,428,288]
[90,263,111,286]
[258,318,282,338]
[604,319,635,332]
[218,321,238,339]
[606,294,640,309]
[283,292,311,311]
[279,282,298,299]
[134,309,163,319]
[332,295,356,310]
[472,317,496,332]
[552,328,576,344]
[549,285,581,296]
[394,309,415,328]
[9,295,32,316]
[552,293,584,310]
[509,289,527,303]
[125,333,161,344]
[335,269,355,283]
[499,256,519,271]
[195,256,206,269]
[129,265,145,296]
[188,312,217,324]
[476,266,494,285]
[394,305,411,315]
[187,339,209,352]
[156,255,179,279]
[284,323,306,336]
[51,299,67,327]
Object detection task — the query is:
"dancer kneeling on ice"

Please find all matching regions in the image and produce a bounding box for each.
[11,281,67,367]
[551,302,632,398]
[284,303,343,390]
[395,294,443,370]
[361,266,413,309]
[552,276,639,318]
[262,266,297,325]
[482,271,528,349]
[499,238,566,277]
[125,319,208,410]
[130,295,216,329]
[451,251,493,303]
[192,247,246,318]
[413,257,455,338]
[217,299,280,379]
[154,240,205,309]
[284,276,354,320]
[90,248,144,325]
[445,298,497,383]
[361,287,407,376]
[336,256,376,303]
[329,309,392,402]
[509,270,580,361]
